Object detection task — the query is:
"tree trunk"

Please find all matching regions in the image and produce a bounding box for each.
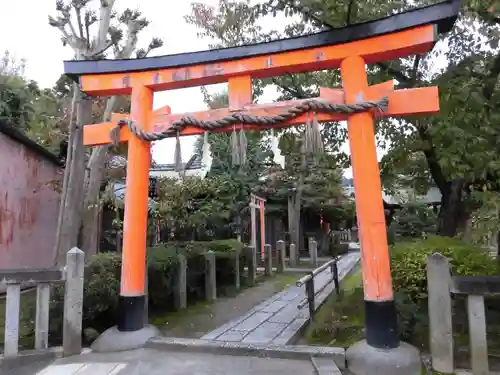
[55,89,92,264]
[81,146,108,255]
[437,177,469,237]
[81,97,118,255]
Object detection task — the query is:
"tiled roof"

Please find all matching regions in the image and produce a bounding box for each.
[151,154,203,172]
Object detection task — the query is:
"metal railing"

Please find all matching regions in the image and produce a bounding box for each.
[296,257,340,319]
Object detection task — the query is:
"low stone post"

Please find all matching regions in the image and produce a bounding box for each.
[245,246,257,286]
[176,254,187,310]
[4,283,21,356]
[276,240,286,273]
[205,251,217,301]
[63,247,85,357]
[264,244,273,277]
[289,243,297,267]
[427,253,454,373]
[35,283,51,350]
[310,239,318,268]
[235,249,241,290]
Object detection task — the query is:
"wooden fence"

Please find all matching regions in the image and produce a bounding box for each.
[427,253,500,375]
[0,248,84,359]
[295,257,340,319]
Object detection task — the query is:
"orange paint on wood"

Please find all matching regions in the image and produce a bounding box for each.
[341,55,393,302]
[83,85,439,146]
[120,85,154,297]
[79,25,437,96]
[228,75,253,109]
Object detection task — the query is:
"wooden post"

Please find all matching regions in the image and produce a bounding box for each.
[205,251,217,301]
[235,249,241,290]
[264,244,273,277]
[309,239,318,268]
[276,240,286,273]
[467,295,488,375]
[306,278,315,319]
[35,283,51,350]
[4,283,21,356]
[289,243,297,267]
[63,247,85,357]
[427,253,454,373]
[331,261,340,295]
[341,55,398,349]
[176,254,187,310]
[118,85,153,332]
[246,246,257,286]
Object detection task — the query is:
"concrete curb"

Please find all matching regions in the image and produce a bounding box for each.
[310,356,343,375]
[146,337,346,368]
[0,347,91,371]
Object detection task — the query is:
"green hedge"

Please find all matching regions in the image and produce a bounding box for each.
[390,235,499,345]
[47,239,246,345]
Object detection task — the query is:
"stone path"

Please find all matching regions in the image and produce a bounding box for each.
[159,275,299,338]
[202,251,360,345]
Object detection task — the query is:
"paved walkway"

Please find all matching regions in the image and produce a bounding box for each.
[202,251,360,345]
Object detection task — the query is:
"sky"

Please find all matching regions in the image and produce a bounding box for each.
[0,0,422,177]
[0,0,293,165]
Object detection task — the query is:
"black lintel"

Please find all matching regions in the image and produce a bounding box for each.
[64,0,460,80]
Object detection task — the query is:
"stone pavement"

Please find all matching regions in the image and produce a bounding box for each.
[202,251,360,345]
[29,348,318,375]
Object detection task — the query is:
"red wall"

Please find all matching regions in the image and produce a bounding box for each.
[0,133,61,270]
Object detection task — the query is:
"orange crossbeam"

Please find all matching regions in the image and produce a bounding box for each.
[80,25,437,96]
[83,84,439,146]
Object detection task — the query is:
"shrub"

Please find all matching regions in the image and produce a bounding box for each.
[390,235,499,345]
[47,239,246,345]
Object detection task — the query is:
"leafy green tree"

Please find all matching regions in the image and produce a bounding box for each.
[187,0,500,244]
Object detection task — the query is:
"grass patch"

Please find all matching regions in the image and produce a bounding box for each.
[151,299,213,327]
[273,273,303,292]
[304,268,365,348]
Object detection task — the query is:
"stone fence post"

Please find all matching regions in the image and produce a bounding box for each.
[246,246,257,286]
[235,248,241,290]
[276,240,285,273]
[63,247,85,357]
[264,244,273,277]
[309,239,318,268]
[205,251,217,301]
[176,254,187,310]
[427,253,454,374]
[289,243,297,267]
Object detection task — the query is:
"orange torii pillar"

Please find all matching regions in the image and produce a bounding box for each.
[341,56,398,348]
[64,2,458,361]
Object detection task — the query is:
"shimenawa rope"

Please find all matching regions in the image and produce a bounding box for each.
[110,97,388,146]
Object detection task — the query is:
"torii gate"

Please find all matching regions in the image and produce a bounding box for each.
[64,0,459,356]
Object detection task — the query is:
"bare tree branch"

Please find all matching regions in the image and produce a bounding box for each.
[93,0,116,54]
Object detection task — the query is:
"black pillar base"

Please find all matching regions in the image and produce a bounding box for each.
[118,295,145,332]
[365,299,399,349]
